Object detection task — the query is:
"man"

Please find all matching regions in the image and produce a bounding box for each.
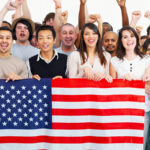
[27,25,67,80]
[0,26,28,81]
[102,31,118,57]
[11,17,39,62]
[55,23,77,56]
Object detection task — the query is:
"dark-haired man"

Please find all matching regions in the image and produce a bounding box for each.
[0,26,28,81]
[27,25,67,80]
[11,17,39,62]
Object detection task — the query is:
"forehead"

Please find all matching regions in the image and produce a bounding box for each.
[0,30,12,37]
[103,32,117,40]
[38,30,53,36]
[61,25,75,32]
[122,30,134,35]
[16,23,28,28]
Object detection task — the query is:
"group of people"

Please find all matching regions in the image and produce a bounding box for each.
[1,0,150,149]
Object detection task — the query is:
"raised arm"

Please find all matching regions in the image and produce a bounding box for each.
[14,0,23,19]
[0,0,16,26]
[130,11,141,28]
[79,0,87,30]
[22,0,31,19]
[116,0,129,27]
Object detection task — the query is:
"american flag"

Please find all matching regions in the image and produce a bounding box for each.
[0,79,145,150]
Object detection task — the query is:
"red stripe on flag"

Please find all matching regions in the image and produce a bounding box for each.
[52,95,145,102]
[52,123,144,130]
[52,108,144,116]
[0,136,143,144]
[52,79,145,88]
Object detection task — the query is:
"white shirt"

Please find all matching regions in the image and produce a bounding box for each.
[67,51,111,78]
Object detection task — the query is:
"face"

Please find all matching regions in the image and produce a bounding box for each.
[38,30,55,52]
[46,18,54,26]
[83,27,98,49]
[59,25,77,49]
[15,23,30,42]
[30,31,39,48]
[146,44,150,55]
[0,30,13,54]
[121,30,136,51]
[102,32,118,54]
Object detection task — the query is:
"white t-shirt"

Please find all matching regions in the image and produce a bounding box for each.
[67,51,111,78]
[111,55,150,111]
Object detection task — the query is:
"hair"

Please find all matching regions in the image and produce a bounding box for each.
[34,22,42,32]
[78,23,106,66]
[59,23,76,33]
[13,19,33,40]
[116,26,143,59]
[43,12,55,24]
[103,22,113,31]
[0,26,13,37]
[141,35,147,40]
[147,25,150,36]
[2,21,11,28]
[142,38,150,54]
[36,25,56,40]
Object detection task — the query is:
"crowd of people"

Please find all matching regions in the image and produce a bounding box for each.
[0,0,150,149]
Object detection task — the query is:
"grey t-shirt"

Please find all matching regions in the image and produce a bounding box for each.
[11,43,40,62]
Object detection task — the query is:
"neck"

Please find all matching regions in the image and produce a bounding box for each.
[86,46,96,56]
[0,52,11,58]
[125,49,137,60]
[16,40,30,46]
[61,44,75,53]
[40,50,54,62]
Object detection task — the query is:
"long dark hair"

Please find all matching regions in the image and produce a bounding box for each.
[143,38,150,54]
[116,26,143,59]
[78,23,106,66]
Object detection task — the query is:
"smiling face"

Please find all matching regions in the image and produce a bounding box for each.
[37,30,56,52]
[0,30,13,55]
[121,30,136,51]
[83,27,98,49]
[15,23,30,42]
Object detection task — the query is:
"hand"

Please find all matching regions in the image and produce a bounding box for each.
[93,72,105,81]
[123,73,137,81]
[116,0,126,7]
[53,76,63,79]
[80,0,87,5]
[145,81,150,94]
[144,11,150,19]
[83,66,95,80]
[61,11,68,24]
[53,0,61,7]
[6,72,22,82]
[135,26,143,35]
[5,0,16,11]
[32,74,40,81]
[105,74,113,83]
[87,14,97,23]
[15,0,24,5]
[131,11,141,21]
[143,73,150,81]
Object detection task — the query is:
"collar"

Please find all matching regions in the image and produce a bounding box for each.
[36,50,59,63]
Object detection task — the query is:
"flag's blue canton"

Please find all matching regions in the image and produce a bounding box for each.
[0,79,52,129]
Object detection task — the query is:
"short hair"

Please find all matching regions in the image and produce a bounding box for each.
[36,25,56,40]
[43,12,55,24]
[147,25,150,36]
[35,22,42,31]
[103,22,113,31]
[141,35,147,40]
[0,26,13,37]
[2,21,11,28]
[59,23,76,33]
[13,19,33,41]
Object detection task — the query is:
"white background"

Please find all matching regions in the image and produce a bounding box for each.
[0,0,150,34]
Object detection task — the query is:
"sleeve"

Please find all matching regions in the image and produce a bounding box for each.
[25,60,32,78]
[110,56,118,72]
[67,51,84,78]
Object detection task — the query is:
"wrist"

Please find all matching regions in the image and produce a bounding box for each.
[55,5,61,9]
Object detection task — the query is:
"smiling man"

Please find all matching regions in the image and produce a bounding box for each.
[27,25,67,79]
[11,17,39,62]
[0,26,28,81]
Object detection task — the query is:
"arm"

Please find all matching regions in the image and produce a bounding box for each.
[0,0,16,26]
[130,11,141,28]
[96,14,103,39]
[116,0,129,27]
[135,26,143,40]
[14,0,22,19]
[22,0,31,19]
[61,11,68,25]
[109,63,117,79]
[79,0,87,30]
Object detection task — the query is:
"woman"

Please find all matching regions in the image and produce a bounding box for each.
[110,26,150,149]
[67,23,112,82]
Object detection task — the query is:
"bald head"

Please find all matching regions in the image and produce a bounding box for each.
[102,31,118,56]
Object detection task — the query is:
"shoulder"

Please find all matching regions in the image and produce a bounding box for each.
[69,51,80,57]
[10,55,26,65]
[57,53,68,60]
[103,51,111,60]
[111,56,121,64]
[29,54,38,61]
